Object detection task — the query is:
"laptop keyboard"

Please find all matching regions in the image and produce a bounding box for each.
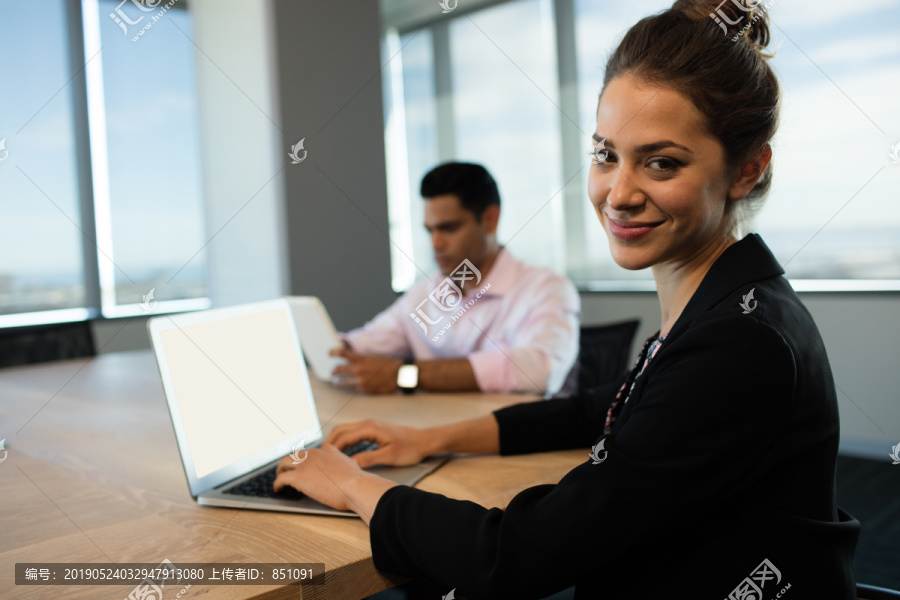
[222,440,378,500]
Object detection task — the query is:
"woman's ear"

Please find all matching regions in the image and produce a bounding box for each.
[728,143,772,201]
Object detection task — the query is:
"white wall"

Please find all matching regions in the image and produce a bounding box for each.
[189,0,288,308]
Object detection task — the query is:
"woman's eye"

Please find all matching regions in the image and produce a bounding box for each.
[648,157,680,171]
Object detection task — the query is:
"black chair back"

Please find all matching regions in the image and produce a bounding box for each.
[0,321,96,368]
[575,319,640,393]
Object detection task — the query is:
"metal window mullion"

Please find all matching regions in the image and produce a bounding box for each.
[432,21,457,162]
[383,29,417,291]
[554,0,588,275]
[80,0,118,316]
[66,0,101,319]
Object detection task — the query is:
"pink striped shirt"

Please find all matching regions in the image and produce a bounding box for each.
[343,248,580,394]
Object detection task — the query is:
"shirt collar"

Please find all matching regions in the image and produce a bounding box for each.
[476,247,520,297]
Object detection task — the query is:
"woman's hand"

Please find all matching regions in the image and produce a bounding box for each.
[273,444,397,522]
[273,444,364,512]
[326,419,433,468]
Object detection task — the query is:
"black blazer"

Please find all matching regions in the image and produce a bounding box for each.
[370,234,860,600]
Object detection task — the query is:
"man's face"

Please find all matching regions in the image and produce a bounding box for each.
[423,194,496,276]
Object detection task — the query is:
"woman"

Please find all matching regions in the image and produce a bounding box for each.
[274,0,860,597]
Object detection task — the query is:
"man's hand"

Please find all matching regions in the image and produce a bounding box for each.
[329,348,402,394]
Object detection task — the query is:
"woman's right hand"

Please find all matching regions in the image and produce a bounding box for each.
[325,419,434,468]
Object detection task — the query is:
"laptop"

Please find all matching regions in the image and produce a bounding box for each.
[285,296,346,382]
[147,298,446,517]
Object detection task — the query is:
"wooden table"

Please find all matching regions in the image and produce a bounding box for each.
[0,350,586,599]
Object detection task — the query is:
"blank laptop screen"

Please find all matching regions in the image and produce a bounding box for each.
[159,307,315,479]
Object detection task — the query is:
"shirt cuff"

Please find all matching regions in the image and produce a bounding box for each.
[467,350,516,393]
[337,331,354,351]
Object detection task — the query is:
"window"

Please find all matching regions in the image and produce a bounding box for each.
[383,28,439,290]
[746,0,900,288]
[384,0,566,290]
[93,0,208,315]
[0,0,209,326]
[0,0,90,322]
[451,0,566,269]
[382,0,900,291]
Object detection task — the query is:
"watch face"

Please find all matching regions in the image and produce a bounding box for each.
[397,364,419,389]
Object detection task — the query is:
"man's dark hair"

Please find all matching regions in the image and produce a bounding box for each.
[420,162,500,219]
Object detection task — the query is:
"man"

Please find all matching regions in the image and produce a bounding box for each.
[332,162,580,395]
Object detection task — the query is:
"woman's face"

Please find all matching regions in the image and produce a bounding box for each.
[588,73,736,272]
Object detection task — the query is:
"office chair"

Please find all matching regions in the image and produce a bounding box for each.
[858,584,900,600]
[0,321,96,368]
[574,319,641,393]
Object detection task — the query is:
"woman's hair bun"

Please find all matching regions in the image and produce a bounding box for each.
[672,0,772,53]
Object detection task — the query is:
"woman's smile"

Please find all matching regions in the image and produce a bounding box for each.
[606,217,665,241]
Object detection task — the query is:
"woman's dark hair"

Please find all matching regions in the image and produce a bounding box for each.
[420,162,501,220]
[602,0,780,236]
